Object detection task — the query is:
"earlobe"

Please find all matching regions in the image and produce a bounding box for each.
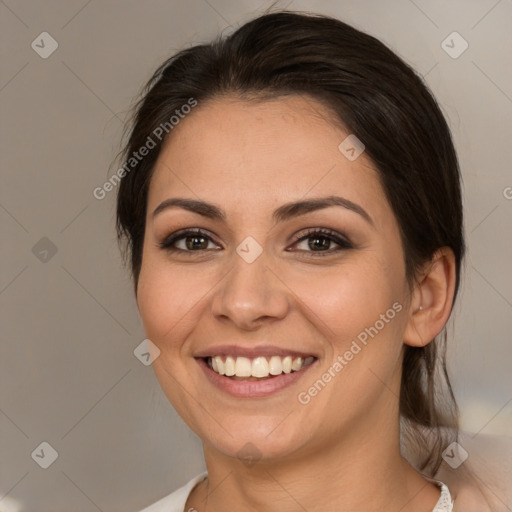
[403,247,457,348]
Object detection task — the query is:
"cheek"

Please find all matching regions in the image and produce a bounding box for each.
[136,257,203,415]
[288,260,402,344]
[136,252,219,350]
[136,257,167,338]
[136,254,187,345]
[292,265,407,405]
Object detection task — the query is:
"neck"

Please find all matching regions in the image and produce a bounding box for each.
[188,420,441,512]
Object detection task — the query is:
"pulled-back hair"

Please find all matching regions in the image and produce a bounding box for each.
[116,11,465,475]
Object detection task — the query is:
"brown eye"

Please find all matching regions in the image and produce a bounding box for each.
[184,234,208,250]
[290,228,352,256]
[159,229,220,253]
[305,235,331,251]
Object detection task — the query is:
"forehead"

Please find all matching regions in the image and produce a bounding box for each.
[147,95,391,225]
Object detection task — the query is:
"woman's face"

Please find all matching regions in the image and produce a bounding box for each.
[137,95,412,462]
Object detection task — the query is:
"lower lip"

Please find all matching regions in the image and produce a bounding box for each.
[196,358,317,398]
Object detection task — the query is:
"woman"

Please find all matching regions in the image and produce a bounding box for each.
[116,10,503,512]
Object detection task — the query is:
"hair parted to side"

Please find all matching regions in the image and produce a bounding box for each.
[116,11,465,476]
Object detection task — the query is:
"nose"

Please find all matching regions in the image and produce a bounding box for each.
[210,249,290,331]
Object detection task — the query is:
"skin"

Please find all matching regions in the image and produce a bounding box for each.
[136,95,457,511]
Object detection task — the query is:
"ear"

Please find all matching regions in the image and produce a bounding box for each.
[403,247,457,348]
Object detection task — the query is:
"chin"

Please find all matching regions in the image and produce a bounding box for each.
[198,414,315,464]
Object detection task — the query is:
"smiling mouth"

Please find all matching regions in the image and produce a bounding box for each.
[204,355,316,380]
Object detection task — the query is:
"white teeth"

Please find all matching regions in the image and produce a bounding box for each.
[208,355,314,378]
[224,356,236,376]
[269,356,283,375]
[213,356,224,375]
[291,357,303,371]
[251,357,270,378]
[235,356,252,377]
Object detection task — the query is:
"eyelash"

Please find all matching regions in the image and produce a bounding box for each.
[158,227,353,257]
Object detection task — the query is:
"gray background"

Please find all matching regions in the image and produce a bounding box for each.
[1,0,511,511]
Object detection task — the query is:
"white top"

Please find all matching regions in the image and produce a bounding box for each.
[138,472,454,512]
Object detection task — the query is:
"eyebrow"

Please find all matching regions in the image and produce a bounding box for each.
[152,195,374,226]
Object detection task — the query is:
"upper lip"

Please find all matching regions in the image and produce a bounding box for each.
[194,344,318,359]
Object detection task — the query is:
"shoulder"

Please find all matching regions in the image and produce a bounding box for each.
[434,432,512,512]
[137,473,208,512]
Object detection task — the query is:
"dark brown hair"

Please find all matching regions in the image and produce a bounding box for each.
[116,11,465,476]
